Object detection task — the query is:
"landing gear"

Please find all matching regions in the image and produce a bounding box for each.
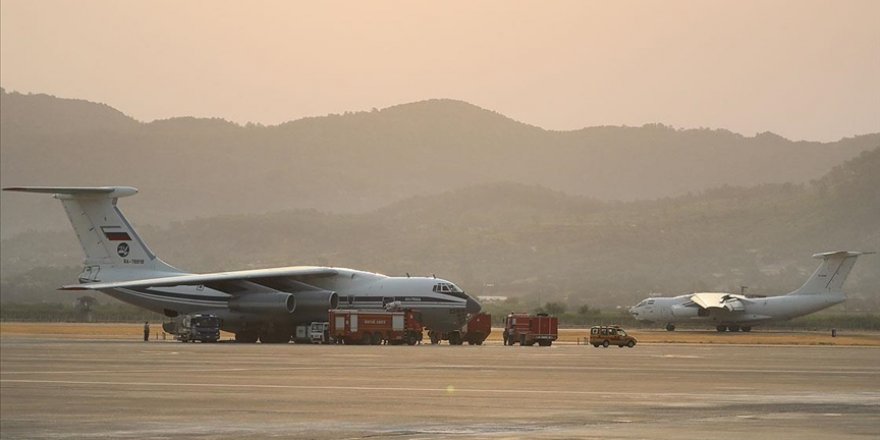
[741,326,752,332]
[716,325,727,332]
[235,331,259,343]
[259,331,290,343]
[728,325,741,332]
[665,323,676,331]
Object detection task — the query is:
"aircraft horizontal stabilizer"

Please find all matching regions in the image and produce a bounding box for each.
[3,186,138,198]
[812,250,876,259]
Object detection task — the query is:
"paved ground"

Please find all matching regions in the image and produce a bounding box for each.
[1,336,878,439]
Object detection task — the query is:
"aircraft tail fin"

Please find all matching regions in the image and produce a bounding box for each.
[788,251,873,295]
[3,186,180,281]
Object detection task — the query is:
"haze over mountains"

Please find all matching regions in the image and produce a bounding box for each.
[2,148,878,310]
[1,89,877,310]
[2,88,877,237]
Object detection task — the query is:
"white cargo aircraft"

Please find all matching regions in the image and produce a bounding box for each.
[629,251,872,332]
[3,186,481,343]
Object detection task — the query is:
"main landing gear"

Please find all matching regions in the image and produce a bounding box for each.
[716,325,752,332]
[665,323,675,331]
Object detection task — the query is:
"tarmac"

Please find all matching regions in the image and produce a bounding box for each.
[1,335,879,439]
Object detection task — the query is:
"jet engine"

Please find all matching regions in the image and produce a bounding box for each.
[291,290,339,322]
[228,292,295,315]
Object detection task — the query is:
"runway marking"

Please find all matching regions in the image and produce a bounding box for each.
[2,379,879,404]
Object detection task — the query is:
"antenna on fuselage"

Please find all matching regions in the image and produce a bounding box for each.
[432,273,436,279]
[406,273,410,278]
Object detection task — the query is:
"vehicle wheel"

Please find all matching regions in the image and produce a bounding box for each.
[627,340,636,348]
[429,332,440,345]
[618,345,624,348]
[593,344,600,348]
[520,335,527,346]
[475,340,483,346]
[716,325,727,332]
[602,340,609,348]
[741,326,752,332]
[371,332,383,345]
[728,325,740,332]
[448,332,462,345]
[665,323,675,331]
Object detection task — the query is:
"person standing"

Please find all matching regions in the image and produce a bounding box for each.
[143,321,150,342]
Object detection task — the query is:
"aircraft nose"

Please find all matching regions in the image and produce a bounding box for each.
[465,295,482,314]
[628,306,639,317]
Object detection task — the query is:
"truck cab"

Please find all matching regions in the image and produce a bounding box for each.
[589,325,637,348]
[164,314,221,343]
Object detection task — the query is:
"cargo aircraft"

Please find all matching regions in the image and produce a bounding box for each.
[629,251,872,332]
[4,186,481,343]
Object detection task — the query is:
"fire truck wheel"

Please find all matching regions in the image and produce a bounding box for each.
[476,340,483,345]
[371,333,383,345]
[602,340,610,348]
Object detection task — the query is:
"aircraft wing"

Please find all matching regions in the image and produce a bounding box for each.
[690,292,747,312]
[60,266,339,296]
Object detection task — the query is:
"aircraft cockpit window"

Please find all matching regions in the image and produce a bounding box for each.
[433,282,468,299]
[647,300,655,305]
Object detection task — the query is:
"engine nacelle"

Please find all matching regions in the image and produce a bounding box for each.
[671,305,700,318]
[228,292,295,315]
[291,290,339,322]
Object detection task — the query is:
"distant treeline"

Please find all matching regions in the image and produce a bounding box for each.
[4,302,875,331]
[0,302,164,323]
[482,301,880,330]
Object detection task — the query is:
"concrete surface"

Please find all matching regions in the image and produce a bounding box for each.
[1,336,878,439]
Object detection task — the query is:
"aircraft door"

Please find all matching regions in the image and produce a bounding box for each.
[350,313,358,332]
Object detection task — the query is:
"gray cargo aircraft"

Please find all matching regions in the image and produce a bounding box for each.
[4,186,481,342]
[629,251,872,332]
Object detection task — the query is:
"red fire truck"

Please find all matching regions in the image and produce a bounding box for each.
[329,309,423,345]
[426,312,492,345]
[503,312,558,346]
[461,312,492,345]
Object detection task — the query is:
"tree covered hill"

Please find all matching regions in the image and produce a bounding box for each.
[3,148,877,311]
[2,88,877,237]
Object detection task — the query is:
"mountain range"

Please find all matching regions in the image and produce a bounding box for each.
[2,88,877,238]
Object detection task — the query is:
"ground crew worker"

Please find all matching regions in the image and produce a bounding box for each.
[143,321,150,341]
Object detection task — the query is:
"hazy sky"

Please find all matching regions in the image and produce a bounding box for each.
[1,1,878,141]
